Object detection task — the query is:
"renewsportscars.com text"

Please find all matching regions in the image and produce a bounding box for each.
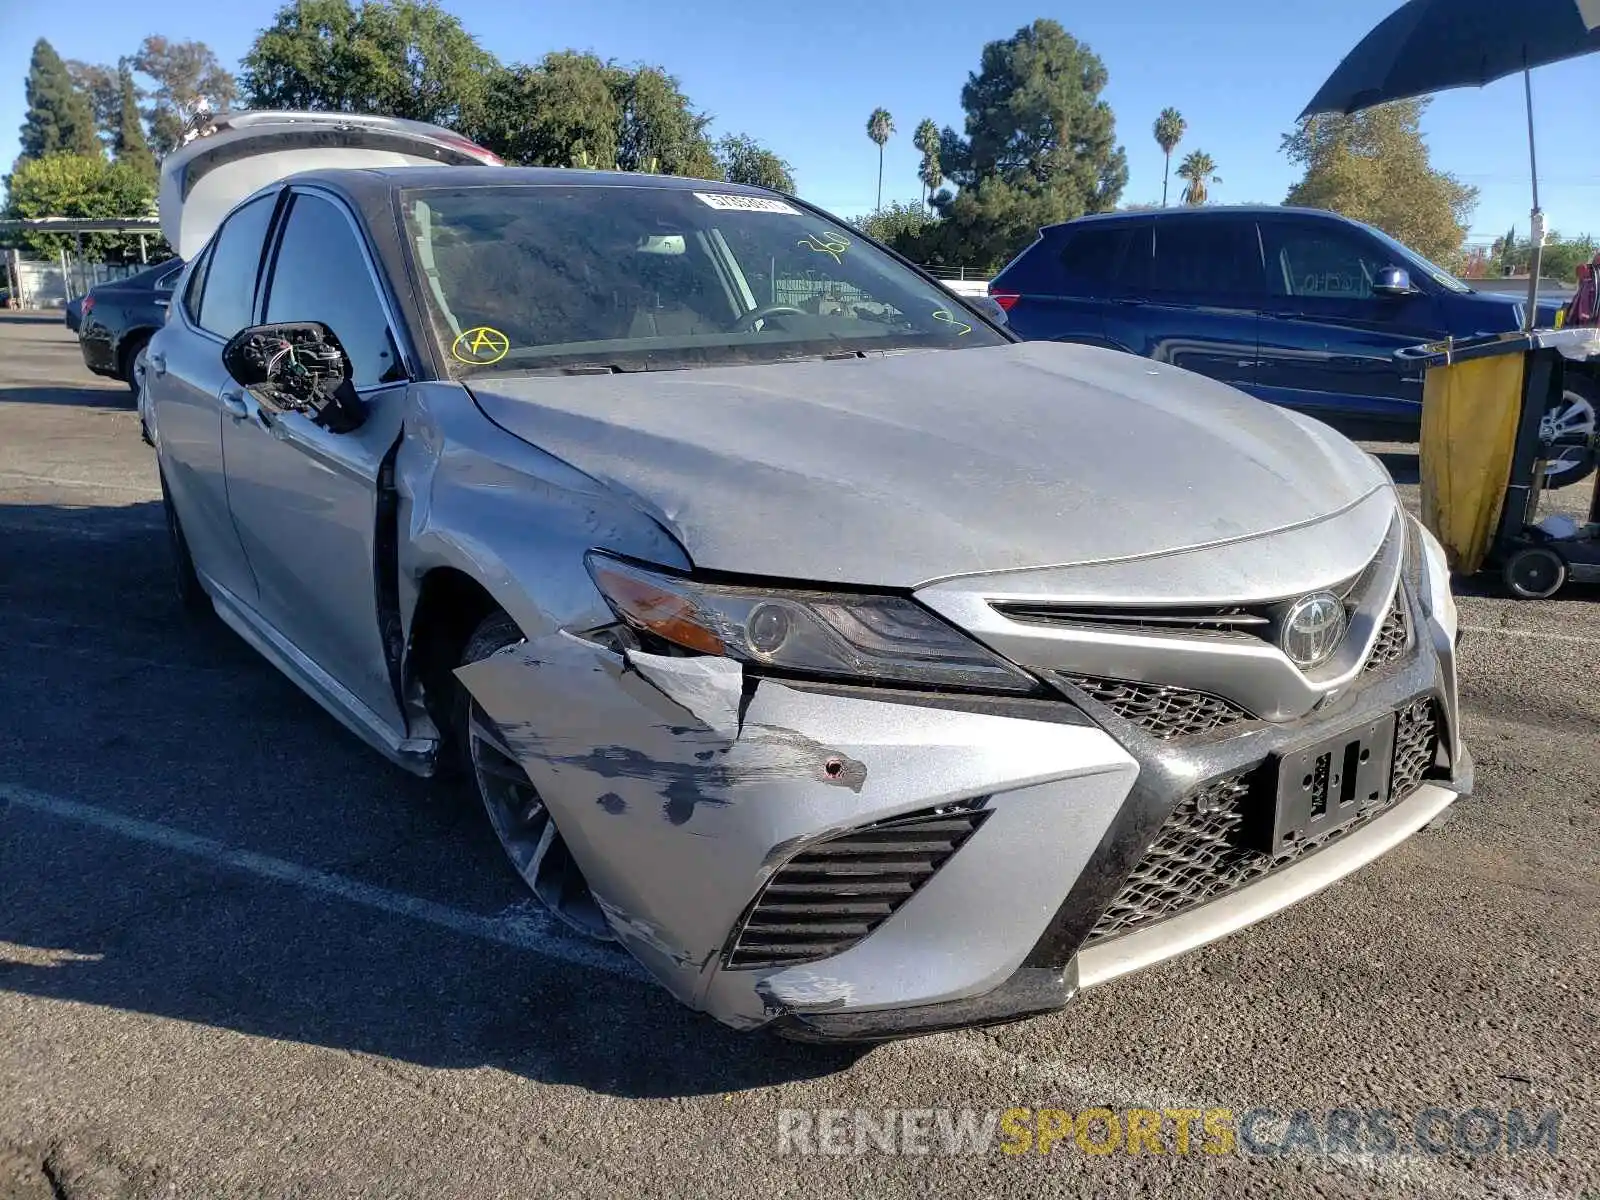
[776,1106,1561,1158]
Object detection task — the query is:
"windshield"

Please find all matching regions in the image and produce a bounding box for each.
[400,183,1004,376]
[1367,225,1472,294]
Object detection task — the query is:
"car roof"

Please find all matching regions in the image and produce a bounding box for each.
[1042,205,1366,235]
[283,165,789,211]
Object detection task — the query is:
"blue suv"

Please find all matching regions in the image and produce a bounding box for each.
[989,207,1593,470]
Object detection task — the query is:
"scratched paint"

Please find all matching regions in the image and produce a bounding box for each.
[456,634,866,827]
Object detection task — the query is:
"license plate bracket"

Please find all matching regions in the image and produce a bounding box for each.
[1268,712,1397,856]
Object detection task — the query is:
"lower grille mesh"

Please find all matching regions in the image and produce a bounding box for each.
[1056,675,1255,739]
[726,802,989,969]
[1085,700,1441,945]
[1390,698,1437,799]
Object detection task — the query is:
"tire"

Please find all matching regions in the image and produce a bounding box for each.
[1503,545,1568,600]
[454,611,609,938]
[158,470,211,616]
[120,332,151,397]
[1541,374,1598,490]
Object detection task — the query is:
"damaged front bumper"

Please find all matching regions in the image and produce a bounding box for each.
[456,634,1141,1031]
[455,572,1470,1042]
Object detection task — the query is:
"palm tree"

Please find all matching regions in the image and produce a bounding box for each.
[912,117,941,210]
[1176,150,1220,206]
[866,108,895,211]
[1153,108,1186,207]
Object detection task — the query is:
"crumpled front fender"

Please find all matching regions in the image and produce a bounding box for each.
[456,632,1139,1029]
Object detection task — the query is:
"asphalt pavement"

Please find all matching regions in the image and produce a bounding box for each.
[1,314,1597,1199]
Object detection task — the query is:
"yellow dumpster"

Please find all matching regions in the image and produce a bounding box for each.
[1417,351,1524,576]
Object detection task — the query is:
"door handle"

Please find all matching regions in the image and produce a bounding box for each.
[147,350,166,377]
[219,387,249,419]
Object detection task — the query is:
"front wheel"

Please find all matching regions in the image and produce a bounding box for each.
[455,611,610,940]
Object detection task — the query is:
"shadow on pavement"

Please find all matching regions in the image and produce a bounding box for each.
[0,384,131,410]
[0,500,866,1099]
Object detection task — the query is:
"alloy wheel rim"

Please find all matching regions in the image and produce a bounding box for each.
[1540,390,1597,481]
[468,706,550,886]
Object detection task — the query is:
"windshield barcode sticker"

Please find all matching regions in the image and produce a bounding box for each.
[693,192,800,214]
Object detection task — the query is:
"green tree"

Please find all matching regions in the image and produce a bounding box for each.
[241,0,489,129]
[851,199,936,259]
[133,36,238,153]
[114,64,157,183]
[2,152,156,259]
[866,107,894,211]
[1282,98,1478,266]
[66,61,120,146]
[913,117,941,210]
[1176,149,1219,205]
[471,52,719,179]
[1153,107,1185,207]
[475,53,620,168]
[1499,224,1519,274]
[17,40,102,165]
[612,65,719,178]
[717,133,795,192]
[1492,231,1598,282]
[926,19,1127,267]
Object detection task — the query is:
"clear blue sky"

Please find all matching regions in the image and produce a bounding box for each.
[3,0,1597,246]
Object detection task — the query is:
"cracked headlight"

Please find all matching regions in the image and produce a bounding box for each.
[585,552,1040,693]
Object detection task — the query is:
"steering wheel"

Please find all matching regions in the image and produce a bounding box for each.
[730,304,806,333]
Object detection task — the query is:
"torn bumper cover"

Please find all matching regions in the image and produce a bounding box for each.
[455,633,1140,1033]
[455,593,1470,1040]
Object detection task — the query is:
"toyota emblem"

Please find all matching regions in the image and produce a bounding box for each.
[1279,592,1348,668]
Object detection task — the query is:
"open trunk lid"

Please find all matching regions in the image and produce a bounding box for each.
[158,110,502,259]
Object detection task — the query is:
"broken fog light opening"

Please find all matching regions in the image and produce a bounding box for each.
[584,551,1041,693]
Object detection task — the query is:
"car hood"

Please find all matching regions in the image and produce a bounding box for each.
[468,341,1388,588]
[1453,289,1564,330]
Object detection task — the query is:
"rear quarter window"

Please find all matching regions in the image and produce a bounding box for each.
[998,222,1148,298]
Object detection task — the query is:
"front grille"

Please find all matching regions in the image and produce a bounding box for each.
[1085,700,1442,946]
[1363,599,1411,674]
[1056,675,1255,739]
[725,801,989,969]
[993,602,1268,639]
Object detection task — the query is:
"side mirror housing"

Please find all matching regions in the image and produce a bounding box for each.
[1373,266,1416,297]
[221,322,366,433]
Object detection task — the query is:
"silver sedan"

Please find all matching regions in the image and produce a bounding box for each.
[143,163,1471,1041]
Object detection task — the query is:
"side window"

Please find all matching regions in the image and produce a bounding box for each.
[181,247,211,325]
[196,194,277,337]
[1055,225,1135,296]
[264,193,400,387]
[1262,223,1387,300]
[1150,218,1264,300]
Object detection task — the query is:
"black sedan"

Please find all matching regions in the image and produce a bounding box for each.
[77,258,184,393]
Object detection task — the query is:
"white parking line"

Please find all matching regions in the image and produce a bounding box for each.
[0,782,647,982]
[1459,623,1600,648]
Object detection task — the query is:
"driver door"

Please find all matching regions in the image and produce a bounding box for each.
[220,187,412,733]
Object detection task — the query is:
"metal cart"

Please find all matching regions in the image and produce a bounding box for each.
[1397,327,1600,600]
